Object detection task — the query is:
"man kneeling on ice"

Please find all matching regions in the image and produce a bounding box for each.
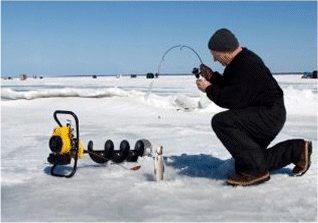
[196,28,312,186]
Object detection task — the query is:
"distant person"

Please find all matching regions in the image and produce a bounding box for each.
[196,28,312,186]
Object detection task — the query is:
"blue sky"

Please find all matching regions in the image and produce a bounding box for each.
[1,1,317,76]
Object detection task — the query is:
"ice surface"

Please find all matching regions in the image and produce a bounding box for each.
[1,75,317,221]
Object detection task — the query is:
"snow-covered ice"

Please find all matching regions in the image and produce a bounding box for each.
[1,75,317,221]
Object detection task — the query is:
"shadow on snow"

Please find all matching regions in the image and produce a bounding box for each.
[165,154,292,180]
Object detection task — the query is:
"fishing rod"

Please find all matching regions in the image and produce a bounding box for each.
[157,45,203,76]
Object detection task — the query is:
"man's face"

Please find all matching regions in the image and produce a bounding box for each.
[210,50,228,66]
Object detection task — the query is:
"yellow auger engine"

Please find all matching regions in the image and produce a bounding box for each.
[47,110,151,178]
[47,110,85,177]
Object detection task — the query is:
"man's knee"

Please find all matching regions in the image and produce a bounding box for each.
[211,111,234,132]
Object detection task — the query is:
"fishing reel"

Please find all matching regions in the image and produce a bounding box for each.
[193,64,214,81]
[47,110,152,178]
[192,67,200,78]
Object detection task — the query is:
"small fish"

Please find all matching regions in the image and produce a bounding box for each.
[154,146,164,181]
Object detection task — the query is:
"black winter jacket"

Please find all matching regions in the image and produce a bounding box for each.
[205,48,283,109]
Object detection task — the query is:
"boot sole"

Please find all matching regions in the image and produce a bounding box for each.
[226,173,270,187]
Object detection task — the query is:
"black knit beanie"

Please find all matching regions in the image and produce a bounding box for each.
[208,28,239,52]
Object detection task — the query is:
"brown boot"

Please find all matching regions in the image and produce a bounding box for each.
[293,140,312,176]
[226,171,270,186]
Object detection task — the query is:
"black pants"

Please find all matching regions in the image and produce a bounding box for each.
[212,98,305,174]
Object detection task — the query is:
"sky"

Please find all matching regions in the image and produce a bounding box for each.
[1,1,317,76]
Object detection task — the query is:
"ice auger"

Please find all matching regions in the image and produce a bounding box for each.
[47,110,151,178]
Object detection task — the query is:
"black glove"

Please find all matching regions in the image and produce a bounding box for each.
[199,64,214,82]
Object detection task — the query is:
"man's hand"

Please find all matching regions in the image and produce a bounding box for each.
[200,64,214,82]
[196,78,211,92]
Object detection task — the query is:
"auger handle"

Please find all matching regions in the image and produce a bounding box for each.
[53,110,79,134]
